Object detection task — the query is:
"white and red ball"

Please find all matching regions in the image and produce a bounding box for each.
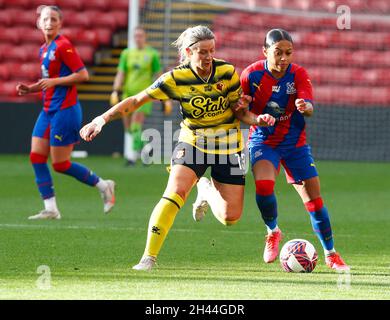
[280,239,318,273]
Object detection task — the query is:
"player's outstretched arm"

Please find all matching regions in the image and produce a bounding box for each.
[80,90,153,142]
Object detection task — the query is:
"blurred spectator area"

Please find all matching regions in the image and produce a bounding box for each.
[216,0,390,105]
[0,0,147,101]
[1,0,389,105]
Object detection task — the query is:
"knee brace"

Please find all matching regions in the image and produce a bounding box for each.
[305,197,324,212]
[255,180,275,196]
[30,152,48,164]
[52,160,71,173]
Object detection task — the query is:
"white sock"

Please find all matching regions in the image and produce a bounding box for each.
[325,248,336,256]
[266,226,279,235]
[44,197,59,212]
[124,132,137,162]
[96,178,108,192]
[199,178,232,225]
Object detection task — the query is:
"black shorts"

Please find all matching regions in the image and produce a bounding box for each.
[171,142,246,185]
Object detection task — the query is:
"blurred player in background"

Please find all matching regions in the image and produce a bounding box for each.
[80,25,275,271]
[240,28,349,271]
[110,26,172,166]
[16,5,115,220]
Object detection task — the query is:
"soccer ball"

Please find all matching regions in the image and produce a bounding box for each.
[280,239,318,273]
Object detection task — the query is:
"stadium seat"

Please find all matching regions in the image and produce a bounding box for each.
[0,80,18,98]
[60,27,78,41]
[3,0,30,9]
[9,62,41,81]
[0,10,13,27]
[84,0,109,11]
[88,11,118,30]
[76,45,95,65]
[0,26,20,45]
[12,10,38,27]
[16,27,43,45]
[0,64,10,80]
[346,49,375,66]
[372,51,390,68]
[94,28,113,46]
[370,0,390,13]
[107,0,130,10]
[62,11,92,28]
[284,0,312,11]
[1,44,40,62]
[72,30,99,48]
[55,0,83,11]
[30,0,56,9]
[111,11,129,29]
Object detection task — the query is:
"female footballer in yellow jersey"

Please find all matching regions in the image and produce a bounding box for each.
[80,26,275,271]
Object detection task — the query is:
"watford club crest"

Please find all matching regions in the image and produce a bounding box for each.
[216,82,224,91]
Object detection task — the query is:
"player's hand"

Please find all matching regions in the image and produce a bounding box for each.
[16,83,30,95]
[295,98,313,114]
[79,116,105,142]
[110,91,119,106]
[257,113,276,127]
[232,94,252,112]
[37,78,57,90]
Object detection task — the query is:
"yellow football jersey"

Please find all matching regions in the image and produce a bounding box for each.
[146,59,243,155]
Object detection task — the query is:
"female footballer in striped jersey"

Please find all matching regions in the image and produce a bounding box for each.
[80,25,275,270]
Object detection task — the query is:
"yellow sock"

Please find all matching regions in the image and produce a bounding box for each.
[143,192,185,258]
[215,216,239,226]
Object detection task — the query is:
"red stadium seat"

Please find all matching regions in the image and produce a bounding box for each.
[78,30,99,47]
[82,11,117,30]
[107,0,130,10]
[1,44,40,62]
[16,27,43,45]
[3,0,30,9]
[94,28,113,46]
[284,0,312,11]
[76,45,95,65]
[372,51,390,68]
[0,26,20,44]
[363,87,389,105]
[30,0,56,10]
[0,64,10,80]
[0,80,18,98]
[55,0,83,11]
[346,49,375,65]
[370,0,390,13]
[0,10,13,26]
[60,27,80,42]
[83,0,109,11]
[8,62,41,81]
[111,11,128,29]
[62,11,92,28]
[12,10,39,27]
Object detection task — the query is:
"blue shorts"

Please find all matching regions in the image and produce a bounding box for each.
[249,144,318,184]
[32,104,82,146]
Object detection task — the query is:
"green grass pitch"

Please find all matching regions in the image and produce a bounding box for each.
[0,155,389,299]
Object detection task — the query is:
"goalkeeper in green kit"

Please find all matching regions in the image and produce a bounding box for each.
[110,26,172,165]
